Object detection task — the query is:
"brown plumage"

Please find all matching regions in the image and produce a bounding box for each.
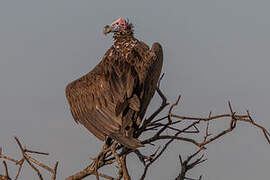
[66,19,163,149]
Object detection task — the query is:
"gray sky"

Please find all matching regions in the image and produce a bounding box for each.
[1,0,270,179]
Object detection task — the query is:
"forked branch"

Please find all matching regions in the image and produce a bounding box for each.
[0,137,58,180]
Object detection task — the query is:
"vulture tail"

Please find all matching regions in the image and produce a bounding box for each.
[110,133,144,150]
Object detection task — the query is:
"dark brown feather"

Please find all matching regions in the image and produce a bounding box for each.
[66,27,163,149]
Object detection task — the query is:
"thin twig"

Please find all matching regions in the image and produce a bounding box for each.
[24,149,49,156]
[3,161,10,180]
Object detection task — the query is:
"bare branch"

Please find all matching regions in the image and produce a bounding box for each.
[0,137,58,180]
[24,149,49,156]
[51,161,59,180]
[168,95,181,123]
[175,149,206,180]
[3,161,10,180]
[121,155,131,180]
[14,159,24,180]
[98,173,115,180]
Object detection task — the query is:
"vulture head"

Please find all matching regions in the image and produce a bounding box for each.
[104,18,128,35]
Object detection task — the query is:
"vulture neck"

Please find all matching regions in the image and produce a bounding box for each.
[113,28,136,49]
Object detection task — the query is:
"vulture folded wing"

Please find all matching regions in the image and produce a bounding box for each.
[134,42,163,120]
[65,48,144,149]
[65,68,120,141]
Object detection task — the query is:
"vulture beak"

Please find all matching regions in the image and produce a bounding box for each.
[104,25,113,35]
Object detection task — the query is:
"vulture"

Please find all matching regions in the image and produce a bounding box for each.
[66,18,163,149]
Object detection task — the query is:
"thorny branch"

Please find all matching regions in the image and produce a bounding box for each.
[65,76,270,180]
[0,137,58,180]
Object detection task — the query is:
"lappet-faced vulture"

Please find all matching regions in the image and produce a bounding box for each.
[66,18,163,149]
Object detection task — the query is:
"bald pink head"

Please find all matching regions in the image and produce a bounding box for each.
[112,18,127,30]
[104,18,128,35]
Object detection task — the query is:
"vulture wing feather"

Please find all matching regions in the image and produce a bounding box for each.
[66,47,145,149]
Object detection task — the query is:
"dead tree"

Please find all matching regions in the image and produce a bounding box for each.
[65,76,270,180]
[1,76,270,179]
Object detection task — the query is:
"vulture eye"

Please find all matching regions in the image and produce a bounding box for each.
[116,22,119,25]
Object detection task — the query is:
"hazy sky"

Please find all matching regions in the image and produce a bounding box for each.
[0,0,270,179]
